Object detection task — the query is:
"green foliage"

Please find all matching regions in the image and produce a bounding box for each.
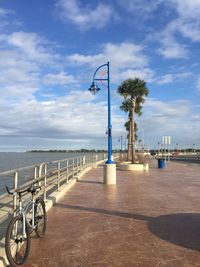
[124,121,138,140]
[120,99,142,116]
[117,78,149,102]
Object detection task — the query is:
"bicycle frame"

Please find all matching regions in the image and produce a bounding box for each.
[16,194,37,237]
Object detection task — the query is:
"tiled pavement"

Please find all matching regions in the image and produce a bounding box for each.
[25,160,200,267]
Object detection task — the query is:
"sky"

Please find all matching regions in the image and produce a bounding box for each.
[0,0,199,151]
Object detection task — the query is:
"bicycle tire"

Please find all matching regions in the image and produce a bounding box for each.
[34,198,47,237]
[5,215,30,267]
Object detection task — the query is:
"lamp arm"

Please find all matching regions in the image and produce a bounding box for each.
[92,63,108,81]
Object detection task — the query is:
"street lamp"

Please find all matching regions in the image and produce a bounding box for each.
[88,61,116,184]
[193,143,196,154]
[118,136,123,158]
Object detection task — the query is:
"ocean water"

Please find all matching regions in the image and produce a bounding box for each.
[0,152,92,195]
[0,152,87,173]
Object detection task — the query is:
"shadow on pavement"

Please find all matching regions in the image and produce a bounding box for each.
[77,180,103,185]
[148,213,200,251]
[54,203,200,251]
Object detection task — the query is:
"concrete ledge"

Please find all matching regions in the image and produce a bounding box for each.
[45,164,95,211]
[119,162,149,171]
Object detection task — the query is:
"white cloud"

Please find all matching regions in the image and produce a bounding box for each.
[157,74,174,85]
[0,31,64,101]
[157,0,200,58]
[0,8,11,16]
[68,42,153,83]
[119,0,163,14]
[69,42,148,69]
[137,98,200,146]
[43,72,77,85]
[178,20,200,42]
[113,68,155,83]
[0,90,125,147]
[169,0,200,20]
[6,31,57,63]
[158,40,188,59]
[0,49,40,99]
[56,0,114,30]
[157,72,192,85]
[157,21,189,59]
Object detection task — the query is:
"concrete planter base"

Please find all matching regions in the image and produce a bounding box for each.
[103,163,116,184]
[119,162,149,171]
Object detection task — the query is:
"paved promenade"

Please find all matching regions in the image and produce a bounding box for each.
[25,160,200,267]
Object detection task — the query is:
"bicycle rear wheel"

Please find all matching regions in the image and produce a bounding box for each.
[35,198,47,237]
[5,215,30,267]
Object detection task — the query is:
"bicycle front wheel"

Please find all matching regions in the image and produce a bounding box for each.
[5,215,30,267]
[35,198,47,237]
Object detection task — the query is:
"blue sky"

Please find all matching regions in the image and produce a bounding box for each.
[0,0,199,151]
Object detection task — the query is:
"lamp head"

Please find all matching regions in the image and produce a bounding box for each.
[88,82,100,95]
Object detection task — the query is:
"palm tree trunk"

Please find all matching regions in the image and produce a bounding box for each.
[127,116,131,161]
[131,99,135,164]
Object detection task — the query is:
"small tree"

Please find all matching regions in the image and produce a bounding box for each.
[118,78,149,163]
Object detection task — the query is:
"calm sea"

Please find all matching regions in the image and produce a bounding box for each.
[0,152,87,173]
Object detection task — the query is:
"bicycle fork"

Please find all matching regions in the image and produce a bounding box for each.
[19,200,27,239]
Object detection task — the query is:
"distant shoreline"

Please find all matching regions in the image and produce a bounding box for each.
[27,149,107,153]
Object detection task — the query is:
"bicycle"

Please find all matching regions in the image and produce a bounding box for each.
[5,183,47,267]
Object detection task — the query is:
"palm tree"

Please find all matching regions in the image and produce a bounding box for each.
[121,99,141,160]
[118,78,149,163]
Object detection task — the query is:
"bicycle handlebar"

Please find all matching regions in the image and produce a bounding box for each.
[5,183,41,196]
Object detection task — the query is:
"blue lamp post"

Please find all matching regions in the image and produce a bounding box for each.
[88,61,114,164]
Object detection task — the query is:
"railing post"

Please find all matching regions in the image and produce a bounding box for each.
[83,156,85,169]
[34,165,38,180]
[44,164,47,202]
[80,157,83,171]
[57,162,61,190]
[38,164,42,187]
[75,158,78,176]
[66,160,69,183]
[13,171,18,215]
[72,158,74,179]
[79,157,81,171]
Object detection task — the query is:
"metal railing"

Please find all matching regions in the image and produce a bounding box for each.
[0,153,106,215]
